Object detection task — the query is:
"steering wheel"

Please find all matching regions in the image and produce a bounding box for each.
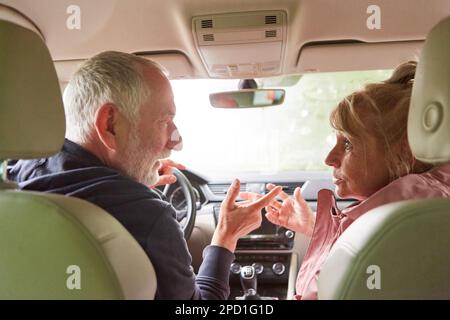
[162,168,197,240]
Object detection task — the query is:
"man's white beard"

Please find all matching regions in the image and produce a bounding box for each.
[121,128,169,186]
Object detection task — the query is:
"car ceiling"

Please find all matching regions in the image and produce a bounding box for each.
[1,0,449,82]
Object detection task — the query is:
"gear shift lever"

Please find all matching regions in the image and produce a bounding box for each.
[240,266,260,299]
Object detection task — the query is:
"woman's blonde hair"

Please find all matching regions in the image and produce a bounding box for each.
[330,61,432,181]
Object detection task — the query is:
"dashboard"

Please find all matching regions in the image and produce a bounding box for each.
[163,169,352,217]
[161,170,355,300]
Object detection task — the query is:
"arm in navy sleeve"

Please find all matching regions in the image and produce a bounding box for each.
[145,203,234,300]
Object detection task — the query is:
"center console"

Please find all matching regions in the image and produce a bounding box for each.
[214,207,298,300]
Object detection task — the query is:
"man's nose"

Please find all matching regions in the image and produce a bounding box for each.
[167,128,183,151]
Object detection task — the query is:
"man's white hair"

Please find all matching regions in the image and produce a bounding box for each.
[63,51,168,144]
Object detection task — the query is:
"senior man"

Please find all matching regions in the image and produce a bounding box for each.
[8,51,281,299]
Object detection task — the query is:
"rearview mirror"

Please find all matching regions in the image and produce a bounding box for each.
[209,89,285,109]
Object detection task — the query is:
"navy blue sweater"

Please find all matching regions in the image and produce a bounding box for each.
[8,139,233,300]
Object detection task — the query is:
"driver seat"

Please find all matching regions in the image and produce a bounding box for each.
[317,16,450,299]
[0,7,156,299]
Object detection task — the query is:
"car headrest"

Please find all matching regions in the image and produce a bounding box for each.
[408,16,450,164]
[0,6,65,160]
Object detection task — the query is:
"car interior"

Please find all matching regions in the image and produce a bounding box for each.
[0,0,449,300]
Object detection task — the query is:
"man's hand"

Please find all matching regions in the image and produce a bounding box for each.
[151,159,186,188]
[211,179,282,252]
[240,183,315,237]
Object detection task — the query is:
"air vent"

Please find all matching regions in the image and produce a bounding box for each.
[265,15,277,24]
[265,30,277,38]
[201,19,213,28]
[208,183,247,195]
[203,34,215,41]
[277,183,304,195]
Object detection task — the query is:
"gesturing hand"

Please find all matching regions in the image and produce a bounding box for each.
[240,183,315,237]
[211,179,282,252]
[150,159,186,188]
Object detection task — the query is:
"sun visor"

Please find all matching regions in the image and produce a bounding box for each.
[297,41,423,73]
[137,52,194,79]
[55,51,194,86]
[192,11,287,78]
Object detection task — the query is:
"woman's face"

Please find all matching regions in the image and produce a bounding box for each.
[324,131,391,200]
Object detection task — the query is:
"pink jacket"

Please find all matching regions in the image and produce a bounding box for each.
[295,163,450,300]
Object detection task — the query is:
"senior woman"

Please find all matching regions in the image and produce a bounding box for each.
[240,61,450,300]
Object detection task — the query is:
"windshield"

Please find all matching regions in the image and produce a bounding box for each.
[170,70,392,177]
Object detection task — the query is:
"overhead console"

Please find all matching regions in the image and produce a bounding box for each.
[192,10,287,78]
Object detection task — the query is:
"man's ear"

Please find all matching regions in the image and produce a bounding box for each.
[94,103,120,151]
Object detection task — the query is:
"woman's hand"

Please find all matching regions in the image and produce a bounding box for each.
[240,183,315,237]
